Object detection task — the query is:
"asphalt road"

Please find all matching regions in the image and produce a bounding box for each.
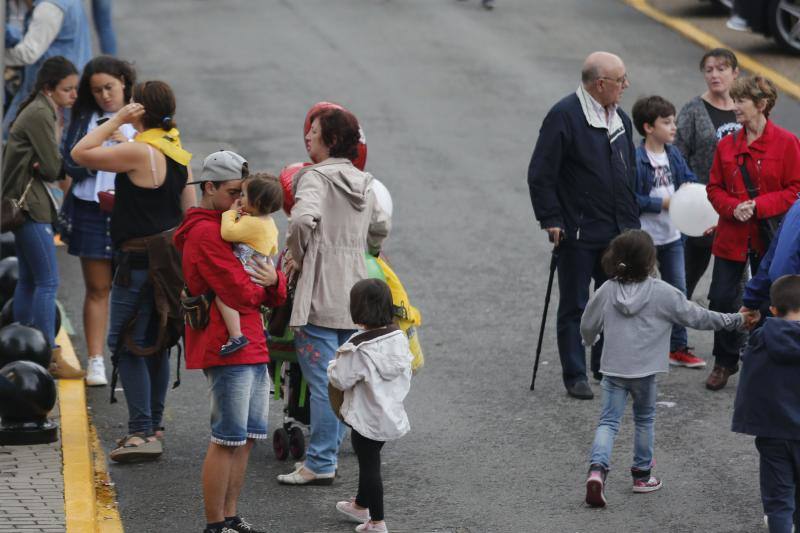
[55,1,800,531]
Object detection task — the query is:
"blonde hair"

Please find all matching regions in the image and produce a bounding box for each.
[730,76,778,118]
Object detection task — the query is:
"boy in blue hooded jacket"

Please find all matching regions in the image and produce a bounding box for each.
[733,274,800,533]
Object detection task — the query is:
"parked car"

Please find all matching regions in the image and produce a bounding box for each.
[737,0,800,55]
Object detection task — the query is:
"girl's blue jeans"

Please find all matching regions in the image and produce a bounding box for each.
[589,375,657,471]
[107,267,170,436]
[295,324,355,475]
[12,220,59,347]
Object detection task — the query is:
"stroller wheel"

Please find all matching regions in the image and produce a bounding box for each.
[273,428,290,460]
[288,426,305,459]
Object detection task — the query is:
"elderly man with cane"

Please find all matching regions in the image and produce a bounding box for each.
[528,51,640,399]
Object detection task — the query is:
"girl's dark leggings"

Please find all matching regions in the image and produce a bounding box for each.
[352,429,386,521]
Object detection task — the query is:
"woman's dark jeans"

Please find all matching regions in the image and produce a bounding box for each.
[107,266,169,436]
[708,255,759,370]
[12,219,59,346]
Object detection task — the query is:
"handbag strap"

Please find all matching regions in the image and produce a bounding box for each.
[735,131,758,200]
[17,177,35,204]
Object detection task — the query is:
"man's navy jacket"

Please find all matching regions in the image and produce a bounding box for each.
[528,92,640,249]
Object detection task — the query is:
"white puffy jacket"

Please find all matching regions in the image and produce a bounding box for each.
[327,326,412,441]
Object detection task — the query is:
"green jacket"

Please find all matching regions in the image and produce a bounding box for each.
[2,93,64,223]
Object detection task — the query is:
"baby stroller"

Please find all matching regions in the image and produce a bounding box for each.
[267,326,309,461]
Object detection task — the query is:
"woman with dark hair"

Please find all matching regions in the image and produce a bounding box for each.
[72,80,196,462]
[1,55,80,378]
[705,76,800,391]
[277,107,391,485]
[675,48,741,304]
[60,55,137,387]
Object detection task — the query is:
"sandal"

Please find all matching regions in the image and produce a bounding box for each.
[110,433,163,463]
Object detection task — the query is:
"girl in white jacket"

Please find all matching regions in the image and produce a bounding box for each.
[327,279,413,533]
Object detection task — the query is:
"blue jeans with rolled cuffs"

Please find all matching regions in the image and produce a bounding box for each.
[590,375,657,471]
[295,324,355,475]
[12,219,59,347]
[107,267,170,436]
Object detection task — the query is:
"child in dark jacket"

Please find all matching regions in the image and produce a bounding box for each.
[732,274,800,533]
[631,95,702,369]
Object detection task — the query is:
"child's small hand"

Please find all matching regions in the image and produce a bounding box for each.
[662,196,671,210]
[739,306,761,330]
[231,199,243,213]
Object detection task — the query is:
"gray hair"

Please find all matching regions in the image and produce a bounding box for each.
[581,64,600,84]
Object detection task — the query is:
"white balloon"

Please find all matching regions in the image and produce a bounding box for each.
[668,183,718,237]
[372,179,393,218]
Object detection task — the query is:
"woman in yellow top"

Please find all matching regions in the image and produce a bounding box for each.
[218,173,283,355]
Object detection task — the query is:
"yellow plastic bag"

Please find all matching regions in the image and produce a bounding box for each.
[375,257,424,372]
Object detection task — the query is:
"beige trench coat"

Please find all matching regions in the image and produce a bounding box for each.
[287,158,390,329]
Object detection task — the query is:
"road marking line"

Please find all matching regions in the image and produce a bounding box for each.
[625,0,800,102]
[56,328,124,532]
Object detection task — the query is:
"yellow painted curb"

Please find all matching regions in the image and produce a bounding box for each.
[625,0,800,102]
[55,328,124,532]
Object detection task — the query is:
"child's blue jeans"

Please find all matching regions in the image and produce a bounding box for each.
[656,239,688,351]
[756,437,800,533]
[589,375,657,472]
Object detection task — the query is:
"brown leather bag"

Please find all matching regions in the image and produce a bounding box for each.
[1,178,34,232]
[181,286,215,330]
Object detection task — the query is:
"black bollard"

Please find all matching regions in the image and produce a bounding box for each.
[0,360,58,445]
[0,302,62,335]
[0,233,15,260]
[0,323,52,369]
[0,257,18,304]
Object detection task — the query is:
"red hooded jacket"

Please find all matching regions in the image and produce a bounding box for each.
[707,120,800,262]
[174,208,287,369]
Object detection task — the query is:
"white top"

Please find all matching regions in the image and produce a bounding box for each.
[4,2,64,67]
[72,112,137,202]
[327,328,412,441]
[640,149,681,246]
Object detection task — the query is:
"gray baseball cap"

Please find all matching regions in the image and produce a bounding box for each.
[189,150,248,184]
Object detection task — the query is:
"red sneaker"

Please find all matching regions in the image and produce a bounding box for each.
[585,465,607,508]
[632,475,663,493]
[669,347,706,368]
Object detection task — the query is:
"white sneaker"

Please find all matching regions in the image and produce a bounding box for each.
[726,15,749,31]
[85,357,108,386]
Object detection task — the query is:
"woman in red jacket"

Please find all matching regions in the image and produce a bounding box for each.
[706,76,800,391]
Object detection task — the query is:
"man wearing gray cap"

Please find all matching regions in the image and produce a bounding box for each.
[174,150,287,533]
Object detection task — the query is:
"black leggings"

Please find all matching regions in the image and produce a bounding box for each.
[352,429,385,521]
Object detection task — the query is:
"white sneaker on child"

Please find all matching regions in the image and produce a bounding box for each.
[355,521,388,533]
[85,357,108,386]
[336,498,370,523]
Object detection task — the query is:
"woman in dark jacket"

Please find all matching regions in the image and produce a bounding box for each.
[675,48,741,299]
[705,76,800,391]
[60,55,137,387]
[1,55,81,377]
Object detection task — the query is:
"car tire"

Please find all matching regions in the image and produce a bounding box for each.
[769,0,800,55]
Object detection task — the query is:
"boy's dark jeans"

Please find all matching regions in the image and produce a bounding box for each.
[755,437,800,533]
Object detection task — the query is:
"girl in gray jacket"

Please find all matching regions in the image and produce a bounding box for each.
[580,230,749,508]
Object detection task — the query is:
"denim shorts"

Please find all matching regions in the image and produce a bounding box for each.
[204,363,269,446]
[66,198,113,260]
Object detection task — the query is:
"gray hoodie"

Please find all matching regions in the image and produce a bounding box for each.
[581,277,744,378]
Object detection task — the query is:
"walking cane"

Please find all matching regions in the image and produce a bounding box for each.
[530,246,559,391]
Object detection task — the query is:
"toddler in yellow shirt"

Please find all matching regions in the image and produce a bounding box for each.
[218,173,283,355]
